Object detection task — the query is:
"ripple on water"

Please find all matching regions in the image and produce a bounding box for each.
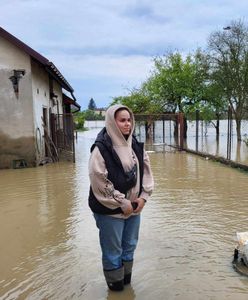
[1,136,248,299]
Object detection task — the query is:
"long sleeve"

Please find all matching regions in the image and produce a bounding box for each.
[139,151,154,201]
[88,147,131,211]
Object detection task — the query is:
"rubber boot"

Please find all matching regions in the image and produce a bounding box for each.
[123,260,133,285]
[104,266,124,291]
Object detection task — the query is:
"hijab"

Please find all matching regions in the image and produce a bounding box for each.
[105,104,136,172]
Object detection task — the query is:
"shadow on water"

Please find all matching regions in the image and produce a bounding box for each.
[1,128,248,299]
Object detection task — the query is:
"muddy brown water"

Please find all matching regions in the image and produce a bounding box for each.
[1,129,248,300]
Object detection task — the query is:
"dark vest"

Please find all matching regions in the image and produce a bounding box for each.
[88,128,144,215]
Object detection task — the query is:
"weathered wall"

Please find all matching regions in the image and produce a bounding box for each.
[0,36,35,168]
[31,61,64,164]
[0,130,36,168]
[53,81,63,115]
[31,61,50,162]
[0,36,65,169]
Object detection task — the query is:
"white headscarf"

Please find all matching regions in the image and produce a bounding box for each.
[105,104,136,172]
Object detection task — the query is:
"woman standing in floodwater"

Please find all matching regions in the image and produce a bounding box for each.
[88,104,154,291]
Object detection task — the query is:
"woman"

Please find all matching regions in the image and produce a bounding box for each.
[88,104,154,291]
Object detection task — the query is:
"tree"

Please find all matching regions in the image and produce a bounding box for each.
[150,51,208,137]
[112,87,160,114]
[84,109,104,120]
[112,88,160,140]
[113,52,212,139]
[88,98,97,110]
[200,81,227,137]
[184,49,228,138]
[208,19,248,141]
[74,111,85,129]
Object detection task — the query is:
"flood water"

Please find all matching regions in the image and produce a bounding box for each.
[1,129,248,300]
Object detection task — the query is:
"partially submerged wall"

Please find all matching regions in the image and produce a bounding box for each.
[0,131,36,168]
[0,36,35,168]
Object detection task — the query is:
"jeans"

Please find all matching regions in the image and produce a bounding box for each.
[94,213,140,271]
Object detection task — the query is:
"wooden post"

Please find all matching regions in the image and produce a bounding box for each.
[195,110,199,152]
[163,115,165,144]
[178,112,184,150]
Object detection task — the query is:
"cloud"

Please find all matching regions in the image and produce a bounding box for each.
[122,3,170,24]
[47,53,154,81]
[1,0,248,108]
[46,52,154,107]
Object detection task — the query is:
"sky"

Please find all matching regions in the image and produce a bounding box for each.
[1,0,248,109]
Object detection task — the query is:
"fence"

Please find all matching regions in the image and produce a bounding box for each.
[136,110,248,170]
[84,111,248,170]
[183,110,248,169]
[50,113,75,162]
[134,113,185,151]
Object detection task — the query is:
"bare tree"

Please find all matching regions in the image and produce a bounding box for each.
[208,19,248,141]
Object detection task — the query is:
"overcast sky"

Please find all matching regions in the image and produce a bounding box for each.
[2,0,248,109]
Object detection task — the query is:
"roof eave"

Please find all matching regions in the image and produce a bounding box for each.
[0,26,74,93]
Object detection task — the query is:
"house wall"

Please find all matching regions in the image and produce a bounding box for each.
[53,81,63,115]
[31,61,63,163]
[0,36,36,168]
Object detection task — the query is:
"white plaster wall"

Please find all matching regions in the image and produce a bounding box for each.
[0,36,34,138]
[31,62,64,159]
[0,35,66,167]
[31,60,50,158]
[53,81,63,115]
[31,62,64,131]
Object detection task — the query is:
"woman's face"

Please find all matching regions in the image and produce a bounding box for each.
[115,109,132,136]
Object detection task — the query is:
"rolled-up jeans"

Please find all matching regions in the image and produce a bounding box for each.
[94,213,140,270]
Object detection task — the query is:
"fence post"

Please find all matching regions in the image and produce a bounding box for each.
[227,106,232,160]
[178,112,184,150]
[195,110,199,152]
[153,118,155,143]
[162,115,165,144]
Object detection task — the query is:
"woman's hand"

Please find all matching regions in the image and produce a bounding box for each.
[133,198,146,213]
[121,200,134,216]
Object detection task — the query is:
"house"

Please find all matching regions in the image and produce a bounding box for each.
[94,107,106,117]
[0,27,80,169]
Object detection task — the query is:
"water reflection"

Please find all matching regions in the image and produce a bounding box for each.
[1,129,248,299]
[141,120,248,165]
[107,286,136,300]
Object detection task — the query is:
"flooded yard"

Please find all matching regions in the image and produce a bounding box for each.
[1,129,248,299]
